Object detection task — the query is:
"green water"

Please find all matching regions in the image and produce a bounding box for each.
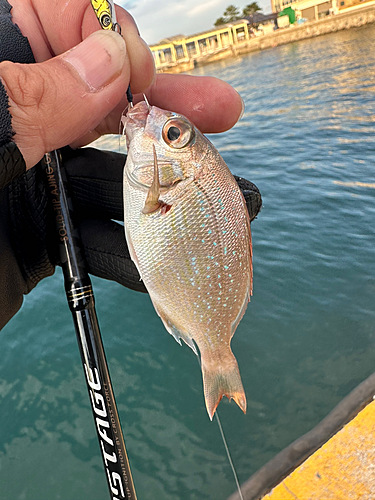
[1,23,375,499]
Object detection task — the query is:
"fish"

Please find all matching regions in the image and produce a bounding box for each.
[123,101,252,419]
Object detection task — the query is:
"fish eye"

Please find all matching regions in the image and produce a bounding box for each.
[167,126,181,141]
[162,117,195,149]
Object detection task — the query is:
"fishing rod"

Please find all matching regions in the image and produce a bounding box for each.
[42,150,136,500]
[41,2,136,499]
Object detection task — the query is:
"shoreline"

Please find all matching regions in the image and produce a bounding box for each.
[157,4,375,73]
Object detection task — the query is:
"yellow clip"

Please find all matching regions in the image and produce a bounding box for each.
[91,0,114,30]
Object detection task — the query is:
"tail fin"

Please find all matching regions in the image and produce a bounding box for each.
[201,349,246,420]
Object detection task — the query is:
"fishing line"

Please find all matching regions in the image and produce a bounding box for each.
[91,5,242,497]
[215,411,244,500]
[195,354,244,500]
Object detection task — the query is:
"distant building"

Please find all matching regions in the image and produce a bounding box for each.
[245,12,278,24]
[272,0,335,19]
[337,0,375,11]
[149,19,250,72]
[271,0,375,20]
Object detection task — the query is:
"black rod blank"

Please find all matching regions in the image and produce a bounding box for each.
[42,149,137,500]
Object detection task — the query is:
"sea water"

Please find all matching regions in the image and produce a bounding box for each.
[1,22,375,500]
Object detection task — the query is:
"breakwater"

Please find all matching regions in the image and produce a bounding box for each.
[160,4,375,72]
[248,4,375,52]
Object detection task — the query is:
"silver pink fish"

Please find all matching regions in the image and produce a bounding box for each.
[123,101,252,419]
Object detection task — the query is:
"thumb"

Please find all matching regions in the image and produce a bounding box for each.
[0,30,129,169]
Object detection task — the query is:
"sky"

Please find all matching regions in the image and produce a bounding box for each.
[120,0,273,45]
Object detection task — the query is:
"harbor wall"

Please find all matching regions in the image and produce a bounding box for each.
[243,4,375,53]
[162,5,375,72]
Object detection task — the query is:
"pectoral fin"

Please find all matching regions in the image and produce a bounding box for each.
[142,144,162,214]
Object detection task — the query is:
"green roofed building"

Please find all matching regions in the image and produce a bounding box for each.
[278,6,297,22]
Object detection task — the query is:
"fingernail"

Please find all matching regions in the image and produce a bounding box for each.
[63,30,126,91]
[238,93,245,120]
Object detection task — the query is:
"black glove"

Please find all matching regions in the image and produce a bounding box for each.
[0,146,261,329]
[234,175,262,224]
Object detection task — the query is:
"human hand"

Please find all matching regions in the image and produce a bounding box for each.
[0,147,261,330]
[2,0,244,170]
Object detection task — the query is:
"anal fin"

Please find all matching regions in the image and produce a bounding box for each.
[163,318,198,355]
[179,332,198,356]
[151,299,198,355]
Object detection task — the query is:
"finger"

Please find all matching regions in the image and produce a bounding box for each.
[12,1,155,95]
[72,72,245,146]
[0,31,130,169]
[144,74,244,133]
[83,7,155,95]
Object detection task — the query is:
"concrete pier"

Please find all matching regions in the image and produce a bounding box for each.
[151,4,375,73]
[246,3,375,53]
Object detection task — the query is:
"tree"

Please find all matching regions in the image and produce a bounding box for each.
[242,2,262,16]
[223,5,241,21]
[214,17,226,27]
[214,4,241,26]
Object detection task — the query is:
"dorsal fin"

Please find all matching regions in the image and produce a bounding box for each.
[142,144,162,214]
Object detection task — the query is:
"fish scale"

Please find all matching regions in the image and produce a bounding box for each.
[123,102,252,419]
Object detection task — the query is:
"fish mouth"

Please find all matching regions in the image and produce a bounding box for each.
[125,101,150,132]
[125,100,176,144]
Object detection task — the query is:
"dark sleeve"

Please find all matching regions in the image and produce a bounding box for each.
[0,0,35,188]
[0,0,36,328]
[0,188,26,330]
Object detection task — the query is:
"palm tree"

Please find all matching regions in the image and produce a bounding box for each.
[214,5,241,25]
[223,5,241,21]
[214,17,226,26]
[242,2,262,16]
